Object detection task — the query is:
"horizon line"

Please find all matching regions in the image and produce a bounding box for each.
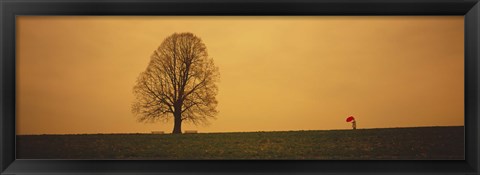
[16,125,465,136]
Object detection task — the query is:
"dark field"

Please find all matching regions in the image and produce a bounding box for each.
[17,126,464,160]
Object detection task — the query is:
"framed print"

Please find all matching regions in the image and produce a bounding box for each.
[1,0,479,174]
[14,16,466,160]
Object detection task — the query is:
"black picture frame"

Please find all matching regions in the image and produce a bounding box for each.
[1,0,479,174]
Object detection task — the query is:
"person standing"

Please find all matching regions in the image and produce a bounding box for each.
[346,116,356,130]
[352,119,356,130]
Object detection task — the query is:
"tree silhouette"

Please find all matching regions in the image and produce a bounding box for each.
[132,33,219,134]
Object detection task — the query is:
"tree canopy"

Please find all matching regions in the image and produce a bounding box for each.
[132,32,219,134]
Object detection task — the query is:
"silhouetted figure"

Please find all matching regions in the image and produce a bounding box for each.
[346,116,356,130]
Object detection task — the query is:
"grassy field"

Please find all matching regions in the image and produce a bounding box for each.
[17,126,464,160]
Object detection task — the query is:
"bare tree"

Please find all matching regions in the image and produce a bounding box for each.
[132,32,219,134]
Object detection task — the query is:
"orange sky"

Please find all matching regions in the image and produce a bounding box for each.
[16,16,464,135]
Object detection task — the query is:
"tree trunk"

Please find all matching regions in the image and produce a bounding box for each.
[172,111,182,134]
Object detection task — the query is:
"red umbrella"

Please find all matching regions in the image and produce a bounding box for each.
[346,116,355,122]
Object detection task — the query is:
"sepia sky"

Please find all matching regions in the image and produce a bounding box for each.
[16,16,464,135]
